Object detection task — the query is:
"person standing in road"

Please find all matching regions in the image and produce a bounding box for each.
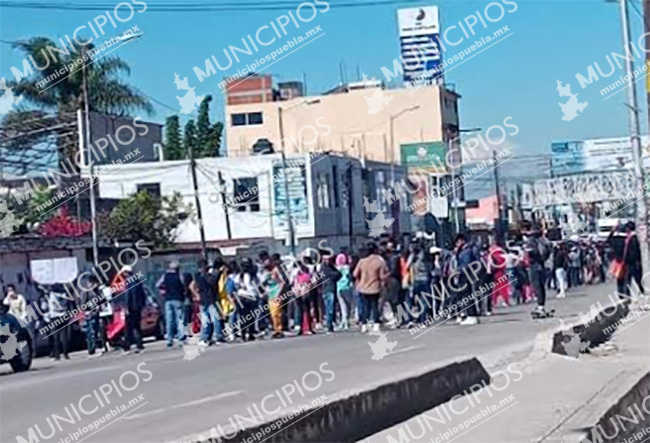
[122,266,145,354]
[319,254,341,333]
[454,234,480,325]
[527,231,551,316]
[156,261,187,348]
[48,283,72,360]
[265,257,285,339]
[81,276,102,356]
[553,243,568,299]
[353,242,389,332]
[623,221,644,296]
[191,259,218,347]
[234,258,258,342]
[2,284,26,322]
[383,242,402,328]
[411,247,432,324]
[335,253,353,330]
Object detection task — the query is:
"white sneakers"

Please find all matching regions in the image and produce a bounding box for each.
[360,323,380,333]
[460,316,479,325]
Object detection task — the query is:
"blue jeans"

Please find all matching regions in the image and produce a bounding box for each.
[199,304,219,342]
[412,281,431,323]
[256,297,269,333]
[85,315,99,354]
[323,291,336,330]
[165,300,185,345]
[360,293,380,324]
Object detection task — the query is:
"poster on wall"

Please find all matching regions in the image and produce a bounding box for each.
[272,158,309,229]
[30,257,78,284]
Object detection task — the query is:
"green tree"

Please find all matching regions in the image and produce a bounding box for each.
[196,96,212,157]
[100,191,189,249]
[193,95,223,158]
[183,119,197,157]
[164,115,184,160]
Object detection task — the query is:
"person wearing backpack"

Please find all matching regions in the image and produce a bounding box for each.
[527,231,551,316]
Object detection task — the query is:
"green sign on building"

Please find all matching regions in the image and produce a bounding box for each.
[400,141,447,171]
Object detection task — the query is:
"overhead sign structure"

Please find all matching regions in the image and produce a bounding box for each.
[551,136,650,176]
[397,6,443,86]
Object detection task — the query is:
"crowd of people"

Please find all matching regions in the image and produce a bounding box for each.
[1,221,643,359]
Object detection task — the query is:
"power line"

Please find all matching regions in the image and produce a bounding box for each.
[0,0,423,12]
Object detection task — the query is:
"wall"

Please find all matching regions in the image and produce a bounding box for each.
[225,84,453,164]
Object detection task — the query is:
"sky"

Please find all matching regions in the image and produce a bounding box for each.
[1,0,649,184]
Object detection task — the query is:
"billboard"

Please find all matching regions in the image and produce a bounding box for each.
[397,6,443,86]
[272,158,309,229]
[551,136,650,176]
[401,141,446,172]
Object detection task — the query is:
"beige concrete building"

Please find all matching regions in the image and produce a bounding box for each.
[225,78,460,168]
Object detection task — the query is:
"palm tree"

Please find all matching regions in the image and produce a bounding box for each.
[4,36,153,163]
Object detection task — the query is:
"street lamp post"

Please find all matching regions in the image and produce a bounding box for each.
[617,0,649,271]
[389,105,421,184]
[448,127,483,235]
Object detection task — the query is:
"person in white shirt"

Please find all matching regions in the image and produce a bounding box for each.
[3,284,27,321]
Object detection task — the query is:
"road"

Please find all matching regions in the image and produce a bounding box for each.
[0,284,615,443]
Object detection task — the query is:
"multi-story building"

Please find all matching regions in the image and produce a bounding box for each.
[224,74,461,232]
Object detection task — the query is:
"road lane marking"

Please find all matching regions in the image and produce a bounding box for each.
[77,401,149,443]
[389,345,423,357]
[123,391,244,421]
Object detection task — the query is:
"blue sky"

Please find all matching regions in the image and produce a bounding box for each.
[1,0,648,168]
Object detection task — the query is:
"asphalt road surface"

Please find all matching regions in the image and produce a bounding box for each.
[0,284,615,443]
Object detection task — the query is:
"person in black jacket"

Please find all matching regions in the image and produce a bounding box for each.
[156,261,187,347]
[122,266,145,353]
[319,255,341,333]
[624,221,644,296]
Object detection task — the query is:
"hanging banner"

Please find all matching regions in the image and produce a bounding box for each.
[30,257,78,284]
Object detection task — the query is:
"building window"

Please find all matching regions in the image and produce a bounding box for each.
[332,165,339,208]
[233,177,260,212]
[248,112,263,125]
[231,112,263,126]
[136,183,161,199]
[317,173,330,208]
[232,113,247,126]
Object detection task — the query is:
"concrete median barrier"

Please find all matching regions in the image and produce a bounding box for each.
[210,357,490,443]
[552,299,630,357]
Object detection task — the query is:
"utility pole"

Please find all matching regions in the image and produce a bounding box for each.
[81,48,99,267]
[218,171,232,239]
[189,145,207,261]
[618,0,649,271]
[277,106,297,257]
[493,150,504,244]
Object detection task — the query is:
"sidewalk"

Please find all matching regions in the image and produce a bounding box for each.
[366,295,650,443]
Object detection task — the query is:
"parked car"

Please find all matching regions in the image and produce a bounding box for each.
[106,286,164,347]
[0,306,34,372]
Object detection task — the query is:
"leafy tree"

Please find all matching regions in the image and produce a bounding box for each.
[183,119,197,157]
[188,95,223,157]
[164,115,184,160]
[196,96,212,157]
[100,191,189,249]
[209,121,224,157]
